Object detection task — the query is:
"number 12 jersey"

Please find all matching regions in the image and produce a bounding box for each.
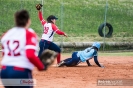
[1,27,38,70]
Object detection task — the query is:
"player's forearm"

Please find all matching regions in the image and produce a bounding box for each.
[52,24,65,35]
[94,56,101,67]
[56,30,65,35]
[38,11,43,21]
[86,60,91,66]
[26,49,44,71]
[38,11,46,25]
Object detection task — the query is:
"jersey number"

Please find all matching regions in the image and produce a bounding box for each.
[7,40,21,56]
[44,27,49,34]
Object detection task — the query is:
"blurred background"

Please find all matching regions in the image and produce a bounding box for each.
[0,0,133,52]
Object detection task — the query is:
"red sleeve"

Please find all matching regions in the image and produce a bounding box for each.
[38,11,46,25]
[26,49,44,71]
[25,29,44,71]
[52,24,65,35]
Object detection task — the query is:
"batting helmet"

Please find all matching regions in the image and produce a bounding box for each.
[92,42,101,50]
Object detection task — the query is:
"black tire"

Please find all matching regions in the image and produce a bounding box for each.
[98,22,113,38]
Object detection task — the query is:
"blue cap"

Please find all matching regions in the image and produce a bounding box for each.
[92,42,101,50]
[48,15,58,20]
[51,16,58,20]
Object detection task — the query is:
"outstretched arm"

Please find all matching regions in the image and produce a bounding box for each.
[52,24,67,36]
[26,30,45,71]
[38,11,46,25]
[94,56,104,68]
[26,49,45,71]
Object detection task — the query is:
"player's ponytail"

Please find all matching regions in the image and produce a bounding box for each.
[47,16,53,23]
[15,10,30,27]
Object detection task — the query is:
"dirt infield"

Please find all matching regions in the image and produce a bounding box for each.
[0,55,133,88]
[33,56,133,88]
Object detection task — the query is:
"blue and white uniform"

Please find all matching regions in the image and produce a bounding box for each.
[59,42,102,67]
[77,47,97,62]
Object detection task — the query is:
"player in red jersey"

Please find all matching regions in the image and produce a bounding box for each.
[36,4,67,64]
[0,10,50,88]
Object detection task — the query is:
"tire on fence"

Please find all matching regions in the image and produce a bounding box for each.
[98,22,113,38]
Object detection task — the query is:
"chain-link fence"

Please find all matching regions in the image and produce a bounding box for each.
[0,0,133,51]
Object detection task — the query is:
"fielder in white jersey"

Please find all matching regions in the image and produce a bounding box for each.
[0,10,47,88]
[36,5,67,64]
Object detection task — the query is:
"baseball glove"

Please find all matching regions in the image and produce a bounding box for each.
[36,4,43,10]
[40,49,57,70]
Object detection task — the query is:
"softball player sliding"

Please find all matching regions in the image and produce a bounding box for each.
[0,10,48,88]
[36,4,67,64]
[58,42,104,68]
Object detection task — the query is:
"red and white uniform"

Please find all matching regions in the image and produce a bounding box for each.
[38,11,65,42]
[1,27,44,70]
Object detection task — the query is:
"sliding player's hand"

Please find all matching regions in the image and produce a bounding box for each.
[100,64,105,68]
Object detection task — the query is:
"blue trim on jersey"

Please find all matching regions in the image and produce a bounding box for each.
[49,31,54,38]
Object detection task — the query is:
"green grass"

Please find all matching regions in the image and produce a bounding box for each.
[63,52,133,56]
[99,52,133,56]
[0,0,133,42]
